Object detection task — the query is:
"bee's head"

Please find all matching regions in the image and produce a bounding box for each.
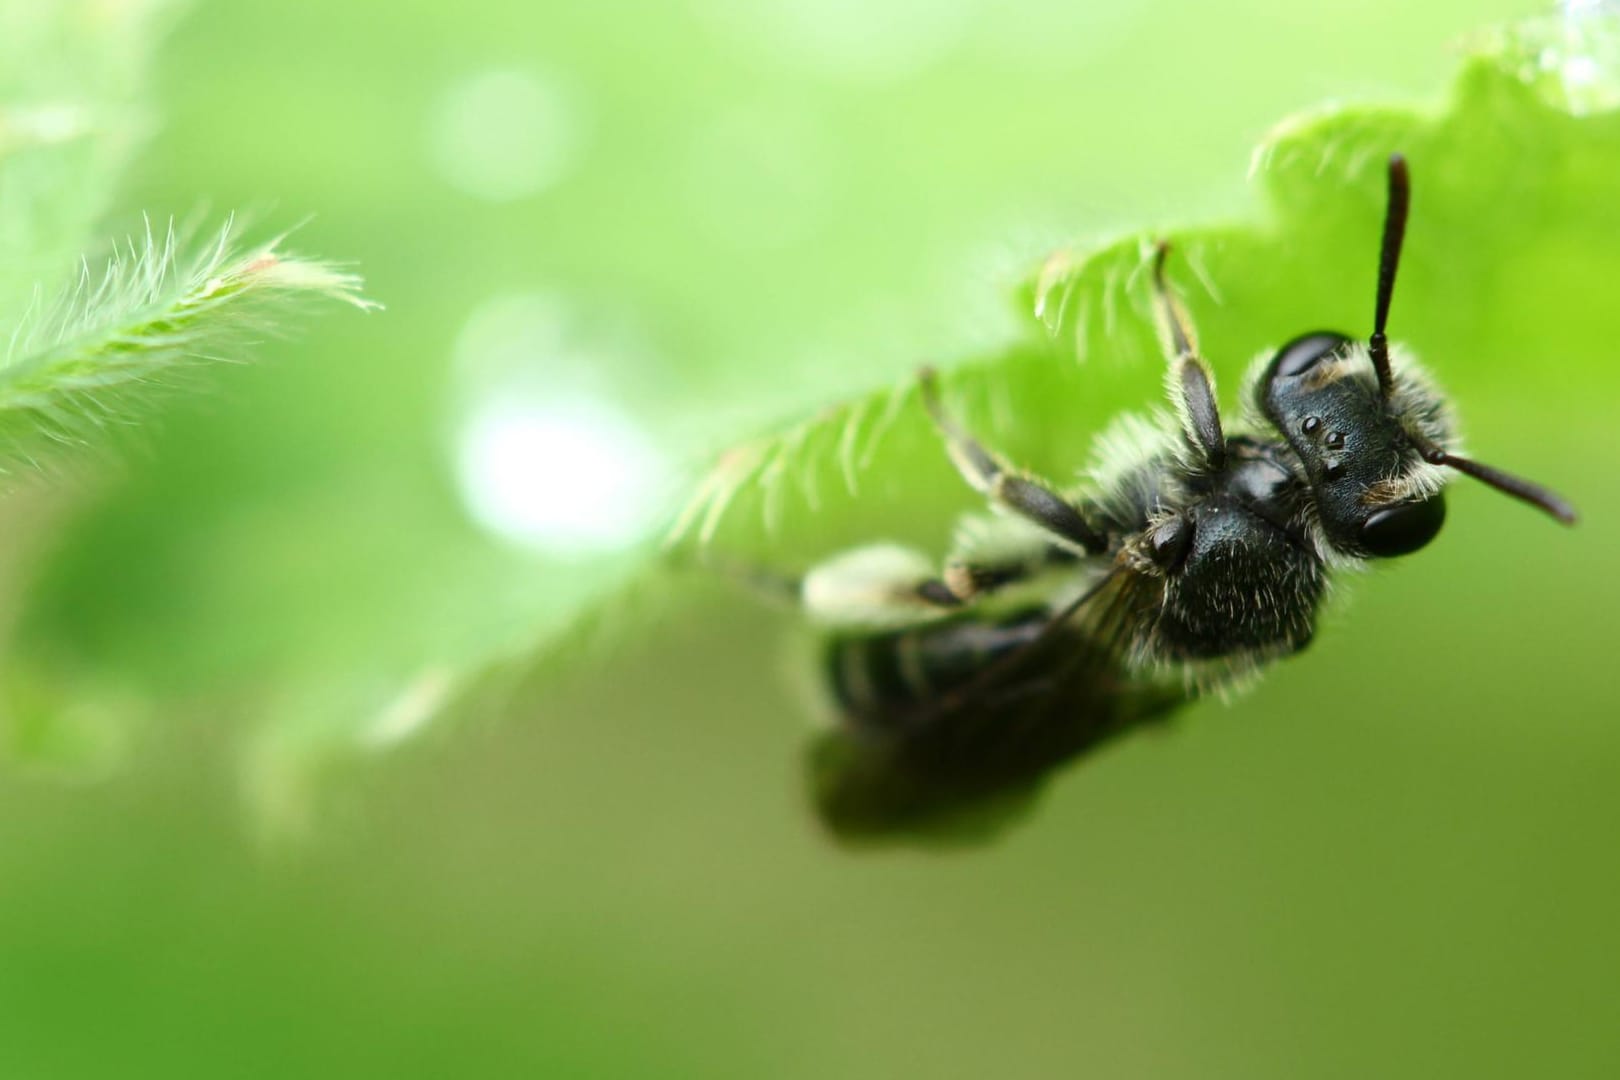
[1258,155,1574,559]
[1259,331,1446,557]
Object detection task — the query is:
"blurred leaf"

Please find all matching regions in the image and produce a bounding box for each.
[0,0,182,312]
[0,0,371,780]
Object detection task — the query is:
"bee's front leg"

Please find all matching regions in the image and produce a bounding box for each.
[1150,242,1227,470]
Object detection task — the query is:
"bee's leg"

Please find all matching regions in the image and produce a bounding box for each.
[697,544,973,627]
[810,531,1073,623]
[917,369,1109,556]
[941,544,1079,601]
[1150,243,1226,469]
[801,543,964,629]
[936,514,1080,603]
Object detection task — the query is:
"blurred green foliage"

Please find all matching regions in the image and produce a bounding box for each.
[0,2,367,780]
[3,1,1619,1078]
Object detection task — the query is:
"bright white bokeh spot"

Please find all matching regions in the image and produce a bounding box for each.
[456,398,666,553]
[1564,54,1602,87]
[429,68,581,201]
[702,0,975,81]
[449,293,668,555]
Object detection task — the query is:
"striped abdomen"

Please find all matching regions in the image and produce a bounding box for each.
[824,609,1049,732]
[812,608,1187,844]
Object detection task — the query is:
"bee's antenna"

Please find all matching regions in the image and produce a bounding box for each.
[1409,433,1578,525]
[1365,154,1574,525]
[1369,154,1409,400]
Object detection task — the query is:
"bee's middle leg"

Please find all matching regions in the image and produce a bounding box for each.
[917,368,1109,557]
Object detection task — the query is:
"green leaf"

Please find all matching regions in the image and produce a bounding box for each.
[466,10,1618,791]
[668,14,1618,566]
[0,0,181,314]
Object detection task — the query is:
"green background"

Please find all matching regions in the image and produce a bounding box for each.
[4,1,1618,1077]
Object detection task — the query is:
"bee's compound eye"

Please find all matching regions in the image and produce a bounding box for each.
[1360,494,1446,558]
[1148,515,1193,572]
[1272,332,1352,378]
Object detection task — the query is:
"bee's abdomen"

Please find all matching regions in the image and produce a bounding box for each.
[824,611,1046,731]
[812,607,1186,845]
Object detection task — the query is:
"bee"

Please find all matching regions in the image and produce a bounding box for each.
[756,156,1576,843]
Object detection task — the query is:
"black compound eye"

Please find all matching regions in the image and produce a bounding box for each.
[1360,494,1446,558]
[1271,332,1352,379]
[1148,516,1193,572]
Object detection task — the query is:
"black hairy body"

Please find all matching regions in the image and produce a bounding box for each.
[804,423,1340,840]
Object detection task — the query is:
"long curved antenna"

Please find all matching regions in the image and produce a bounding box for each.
[1425,447,1578,525]
[1369,154,1410,399]
[1406,431,1577,525]
[1372,155,1576,525]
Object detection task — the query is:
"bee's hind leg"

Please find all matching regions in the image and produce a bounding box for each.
[940,512,1083,604]
[684,543,965,628]
[800,544,967,630]
[801,521,1078,630]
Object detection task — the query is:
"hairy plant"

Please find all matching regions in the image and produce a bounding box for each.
[0,219,372,470]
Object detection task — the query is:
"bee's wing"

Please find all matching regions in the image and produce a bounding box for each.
[809,564,1188,846]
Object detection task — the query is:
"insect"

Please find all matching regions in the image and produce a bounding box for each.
[758,155,1576,843]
